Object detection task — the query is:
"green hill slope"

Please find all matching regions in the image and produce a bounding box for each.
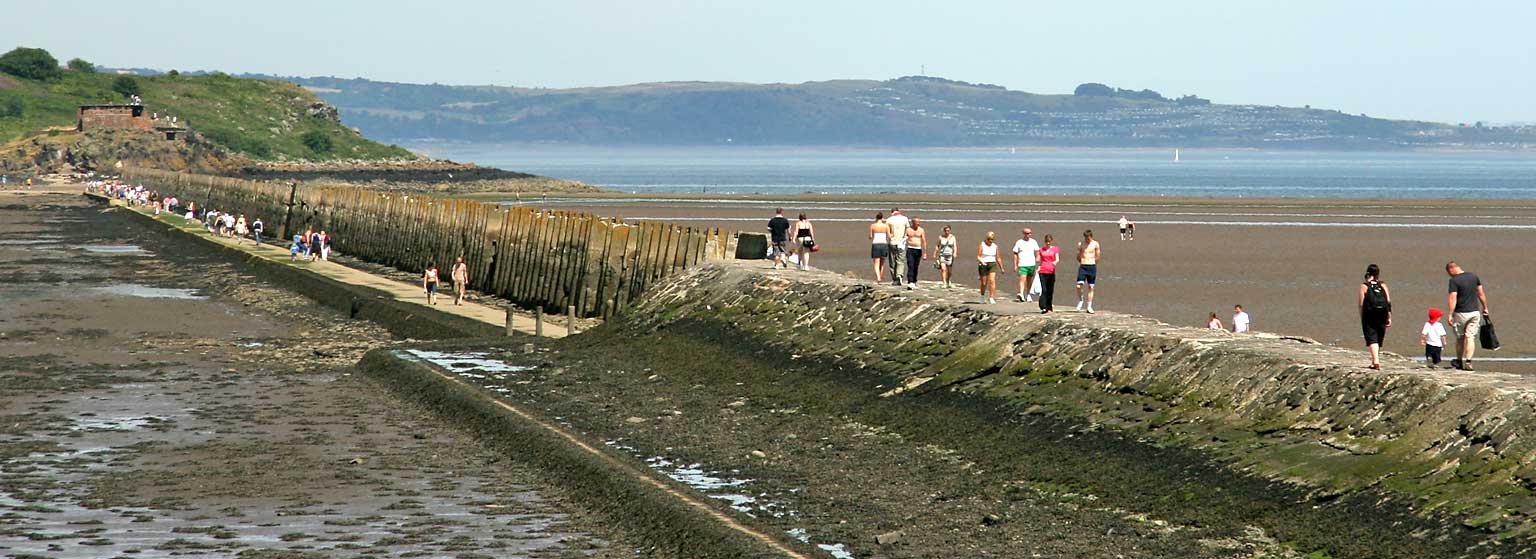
[0,47,411,161]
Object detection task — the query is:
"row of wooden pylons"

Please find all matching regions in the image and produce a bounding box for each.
[121,167,736,319]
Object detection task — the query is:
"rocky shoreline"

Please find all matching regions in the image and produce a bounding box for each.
[238,159,601,194]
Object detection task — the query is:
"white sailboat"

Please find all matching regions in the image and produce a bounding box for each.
[1173,148,1181,162]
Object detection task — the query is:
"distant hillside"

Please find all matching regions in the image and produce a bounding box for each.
[271,75,1536,149]
[0,47,412,162]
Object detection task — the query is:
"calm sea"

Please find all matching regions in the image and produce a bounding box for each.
[408,144,1536,199]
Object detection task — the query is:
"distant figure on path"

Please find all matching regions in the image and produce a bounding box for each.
[767,209,791,269]
[1232,305,1250,333]
[452,256,470,305]
[1037,234,1059,313]
[1126,218,1136,241]
[424,263,441,305]
[1011,228,1040,303]
[1075,230,1101,314]
[1119,215,1131,240]
[319,231,332,260]
[234,215,248,244]
[1358,263,1393,370]
[251,218,263,245]
[1422,307,1446,368]
[869,213,891,282]
[977,232,999,304]
[1446,261,1490,371]
[935,225,958,289]
[1208,312,1224,330]
[904,218,926,288]
[794,213,816,270]
[886,209,910,286]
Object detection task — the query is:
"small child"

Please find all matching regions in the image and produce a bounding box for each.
[289,241,301,260]
[1421,308,1447,367]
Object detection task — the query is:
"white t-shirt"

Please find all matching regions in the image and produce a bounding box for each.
[1012,238,1040,266]
[1119,217,1130,229]
[1232,312,1250,333]
[886,214,909,244]
[1422,321,1446,347]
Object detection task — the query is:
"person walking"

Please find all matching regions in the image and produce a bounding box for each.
[1011,228,1040,302]
[794,213,816,270]
[1075,230,1101,313]
[869,213,891,282]
[251,218,263,245]
[904,218,927,288]
[935,226,958,289]
[319,231,331,260]
[886,209,909,286]
[1119,215,1131,240]
[1232,305,1250,333]
[1358,264,1393,370]
[310,230,324,262]
[1422,308,1447,368]
[767,209,791,269]
[1037,234,1059,313]
[451,256,470,305]
[423,263,441,305]
[1445,261,1490,371]
[977,232,1000,304]
[234,215,248,245]
[1208,312,1224,330]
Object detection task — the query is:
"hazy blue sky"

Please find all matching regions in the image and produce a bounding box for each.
[12,1,1534,123]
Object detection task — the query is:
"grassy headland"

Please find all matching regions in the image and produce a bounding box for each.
[0,47,410,162]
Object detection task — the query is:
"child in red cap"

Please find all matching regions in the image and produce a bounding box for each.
[1421,308,1447,367]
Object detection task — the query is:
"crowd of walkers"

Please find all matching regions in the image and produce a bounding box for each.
[767,208,1499,371]
[87,178,346,267]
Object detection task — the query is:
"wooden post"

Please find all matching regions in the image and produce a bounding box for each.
[534,307,544,337]
[566,305,576,335]
[505,306,515,336]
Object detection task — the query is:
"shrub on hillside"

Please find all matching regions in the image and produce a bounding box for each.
[301,130,334,154]
[0,47,63,81]
[67,58,96,73]
[111,76,142,99]
[2,96,22,118]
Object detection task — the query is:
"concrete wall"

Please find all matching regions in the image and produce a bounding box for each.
[628,262,1536,536]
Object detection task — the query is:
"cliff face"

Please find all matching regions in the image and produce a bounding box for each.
[625,263,1536,536]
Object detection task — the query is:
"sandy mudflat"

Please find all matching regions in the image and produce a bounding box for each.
[524,193,1536,374]
[0,191,627,557]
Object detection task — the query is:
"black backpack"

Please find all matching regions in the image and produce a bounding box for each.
[1364,281,1391,312]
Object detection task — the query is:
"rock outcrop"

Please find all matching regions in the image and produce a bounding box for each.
[627,262,1536,536]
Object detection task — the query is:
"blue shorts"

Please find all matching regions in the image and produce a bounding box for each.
[1076,264,1097,286]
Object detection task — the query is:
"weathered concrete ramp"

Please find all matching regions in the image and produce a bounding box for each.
[630,262,1536,537]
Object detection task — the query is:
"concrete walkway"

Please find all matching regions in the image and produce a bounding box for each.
[99,193,568,338]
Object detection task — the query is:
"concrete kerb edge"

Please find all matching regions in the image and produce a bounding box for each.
[357,343,816,559]
[89,193,501,340]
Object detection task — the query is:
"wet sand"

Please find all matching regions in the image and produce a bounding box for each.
[0,191,626,557]
[516,194,1536,374]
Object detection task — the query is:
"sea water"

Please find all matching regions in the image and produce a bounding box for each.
[407,145,1536,199]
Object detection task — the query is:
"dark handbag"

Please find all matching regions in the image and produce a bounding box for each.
[1480,314,1501,351]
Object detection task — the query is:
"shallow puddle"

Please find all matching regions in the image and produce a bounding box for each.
[77,244,148,255]
[89,284,206,300]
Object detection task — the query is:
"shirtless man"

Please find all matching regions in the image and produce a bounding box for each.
[451,256,470,305]
[1075,229,1101,314]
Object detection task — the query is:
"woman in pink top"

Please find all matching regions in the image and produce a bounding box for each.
[1037,234,1060,313]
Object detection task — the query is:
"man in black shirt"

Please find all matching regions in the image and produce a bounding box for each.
[767,209,792,269]
[1446,261,1490,370]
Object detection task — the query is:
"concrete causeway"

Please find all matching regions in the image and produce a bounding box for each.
[629,260,1536,538]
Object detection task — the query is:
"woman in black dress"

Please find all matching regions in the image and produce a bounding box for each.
[1358,263,1393,369]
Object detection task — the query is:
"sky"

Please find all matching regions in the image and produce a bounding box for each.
[10,0,1535,123]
